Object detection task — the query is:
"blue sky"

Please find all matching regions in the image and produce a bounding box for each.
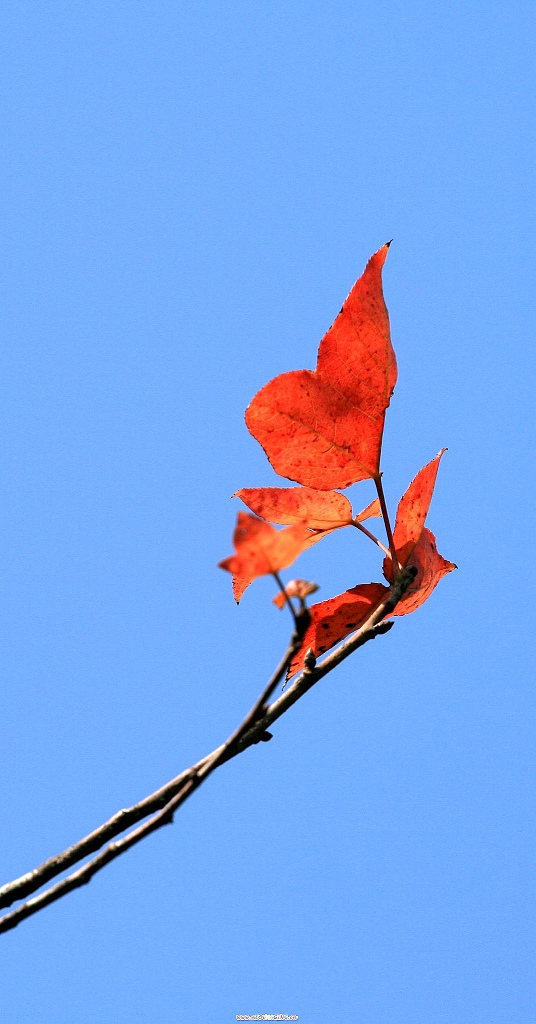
[0,3,534,1022]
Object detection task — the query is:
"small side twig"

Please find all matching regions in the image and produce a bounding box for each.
[352,519,390,556]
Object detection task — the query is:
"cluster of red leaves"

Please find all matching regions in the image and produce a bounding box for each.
[219,245,456,675]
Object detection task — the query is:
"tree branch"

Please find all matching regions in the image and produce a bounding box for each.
[0,567,415,935]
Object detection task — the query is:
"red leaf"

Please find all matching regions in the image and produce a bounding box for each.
[219,512,313,602]
[384,449,446,582]
[382,451,456,612]
[235,486,353,529]
[389,527,456,616]
[288,583,388,677]
[286,454,456,675]
[355,497,382,522]
[245,245,396,489]
[273,578,319,609]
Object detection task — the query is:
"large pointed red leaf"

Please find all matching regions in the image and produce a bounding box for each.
[288,583,388,677]
[219,512,313,602]
[245,245,396,489]
[234,486,353,529]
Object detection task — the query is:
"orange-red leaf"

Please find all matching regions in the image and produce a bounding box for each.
[389,527,456,616]
[219,512,313,602]
[384,449,447,582]
[382,451,456,613]
[287,453,456,674]
[273,578,319,609]
[289,494,381,556]
[235,486,353,529]
[245,245,396,489]
[355,497,382,522]
[288,583,388,677]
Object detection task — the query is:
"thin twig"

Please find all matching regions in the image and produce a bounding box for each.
[272,570,300,629]
[0,569,415,935]
[352,519,390,556]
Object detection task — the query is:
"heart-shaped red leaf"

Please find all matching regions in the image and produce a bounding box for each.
[245,245,396,489]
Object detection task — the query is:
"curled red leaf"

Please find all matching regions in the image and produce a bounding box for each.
[219,512,314,602]
[382,450,456,614]
[388,527,456,616]
[273,578,320,609]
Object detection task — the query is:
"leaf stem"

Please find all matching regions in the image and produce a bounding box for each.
[374,474,401,574]
[351,520,390,556]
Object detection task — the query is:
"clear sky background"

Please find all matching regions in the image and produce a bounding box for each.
[1,3,534,1022]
